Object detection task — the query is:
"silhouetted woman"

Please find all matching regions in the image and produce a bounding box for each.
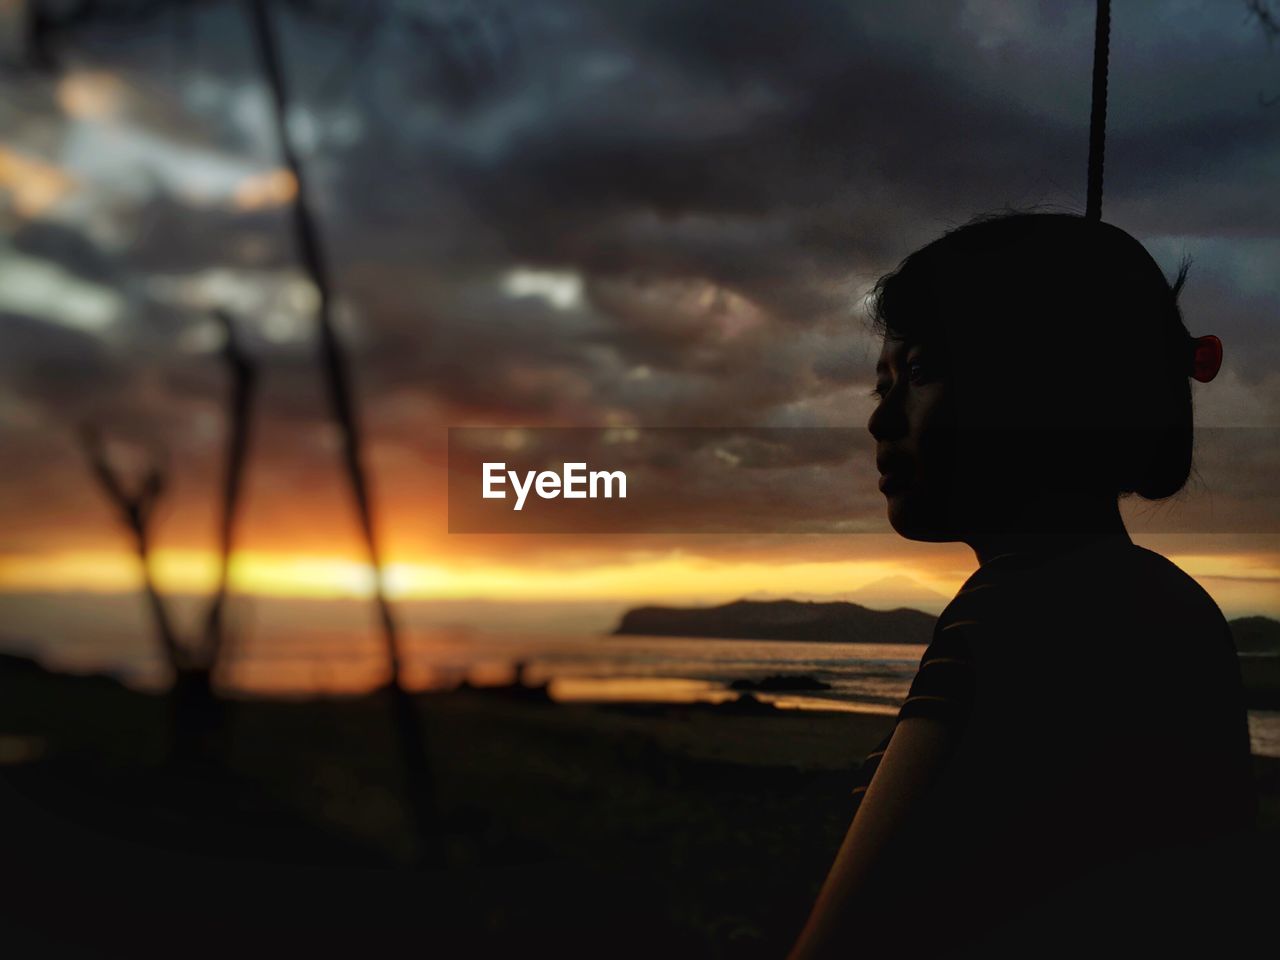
[789,213,1256,958]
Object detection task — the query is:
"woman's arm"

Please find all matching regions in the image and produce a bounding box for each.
[786,715,960,960]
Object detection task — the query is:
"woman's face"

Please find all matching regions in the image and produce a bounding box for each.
[867,334,966,541]
[868,332,1095,542]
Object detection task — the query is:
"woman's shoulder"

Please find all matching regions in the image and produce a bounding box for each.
[932,538,1237,670]
[1097,543,1236,658]
[1123,544,1229,619]
[1017,539,1230,632]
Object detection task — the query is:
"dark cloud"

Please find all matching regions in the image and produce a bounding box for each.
[1,0,1278,556]
[11,220,122,285]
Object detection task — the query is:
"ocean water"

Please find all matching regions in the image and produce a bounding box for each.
[10,617,1278,759]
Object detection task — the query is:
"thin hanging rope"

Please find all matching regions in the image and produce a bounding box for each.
[1085,0,1112,221]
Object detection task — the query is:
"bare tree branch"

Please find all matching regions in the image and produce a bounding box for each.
[201,309,258,668]
[79,424,186,673]
[243,0,441,864]
[243,0,407,683]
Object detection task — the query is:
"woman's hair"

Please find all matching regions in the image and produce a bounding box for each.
[868,212,1196,501]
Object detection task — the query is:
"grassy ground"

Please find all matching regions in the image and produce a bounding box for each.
[1,654,1276,958]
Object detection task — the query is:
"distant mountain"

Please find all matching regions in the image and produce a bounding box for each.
[612,598,936,645]
[1230,616,1280,655]
[737,576,950,612]
[847,575,951,613]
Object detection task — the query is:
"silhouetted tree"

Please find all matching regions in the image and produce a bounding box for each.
[19,0,522,863]
[243,0,445,865]
[81,310,257,766]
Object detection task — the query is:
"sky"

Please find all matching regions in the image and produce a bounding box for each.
[1,0,1279,638]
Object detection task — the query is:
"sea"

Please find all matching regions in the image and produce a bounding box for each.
[2,594,1275,759]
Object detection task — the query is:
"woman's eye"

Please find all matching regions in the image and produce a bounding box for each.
[869,358,931,401]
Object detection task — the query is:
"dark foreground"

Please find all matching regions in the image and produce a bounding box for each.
[2,655,1277,959]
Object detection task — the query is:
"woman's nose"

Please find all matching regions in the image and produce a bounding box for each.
[868,390,904,442]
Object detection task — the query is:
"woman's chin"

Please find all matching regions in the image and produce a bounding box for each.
[886,494,953,542]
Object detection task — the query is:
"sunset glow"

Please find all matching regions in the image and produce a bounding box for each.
[55,71,125,121]
[2,546,1277,616]
[232,167,299,211]
[0,547,932,602]
[0,144,75,217]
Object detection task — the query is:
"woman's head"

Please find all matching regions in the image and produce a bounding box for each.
[866,212,1197,542]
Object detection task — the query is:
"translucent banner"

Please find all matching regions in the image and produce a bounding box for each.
[446,427,1280,534]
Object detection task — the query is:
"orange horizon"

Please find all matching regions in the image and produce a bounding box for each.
[2,545,1278,618]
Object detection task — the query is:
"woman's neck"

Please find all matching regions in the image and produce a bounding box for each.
[964,496,1131,567]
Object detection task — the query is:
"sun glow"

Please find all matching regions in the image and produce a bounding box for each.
[56,72,126,121]
[232,168,298,211]
[0,547,1275,618]
[0,145,76,217]
[0,548,933,603]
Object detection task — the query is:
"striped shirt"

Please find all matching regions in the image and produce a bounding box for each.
[848,553,1007,807]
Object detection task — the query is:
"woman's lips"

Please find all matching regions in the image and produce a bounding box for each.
[878,473,909,494]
